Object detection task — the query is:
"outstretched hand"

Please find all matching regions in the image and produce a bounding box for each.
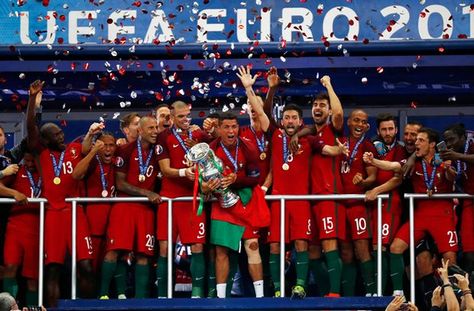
[236,65,258,89]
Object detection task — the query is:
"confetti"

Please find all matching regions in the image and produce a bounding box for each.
[376,66,384,74]
[131,91,137,99]
[361,77,368,84]
[410,101,417,109]
[448,96,456,102]
[19,73,25,79]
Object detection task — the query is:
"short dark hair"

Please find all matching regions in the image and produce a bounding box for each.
[218,112,238,125]
[312,92,329,103]
[406,120,423,128]
[120,112,140,131]
[207,112,220,119]
[282,104,303,119]
[376,113,397,129]
[444,123,466,138]
[418,127,439,144]
[97,131,115,140]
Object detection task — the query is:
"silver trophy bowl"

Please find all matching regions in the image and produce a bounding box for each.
[186,143,240,208]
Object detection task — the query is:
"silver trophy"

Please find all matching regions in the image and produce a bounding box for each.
[186,142,240,208]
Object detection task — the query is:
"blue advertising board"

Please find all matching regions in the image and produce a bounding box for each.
[1,0,473,47]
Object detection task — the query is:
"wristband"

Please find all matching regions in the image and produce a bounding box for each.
[178,168,186,177]
[261,186,268,193]
[463,289,472,296]
[442,283,452,289]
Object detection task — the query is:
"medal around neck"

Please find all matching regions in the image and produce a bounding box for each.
[187,142,240,208]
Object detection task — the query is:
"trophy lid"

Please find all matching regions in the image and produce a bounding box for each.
[187,142,210,162]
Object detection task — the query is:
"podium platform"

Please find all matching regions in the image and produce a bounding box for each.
[55,297,393,311]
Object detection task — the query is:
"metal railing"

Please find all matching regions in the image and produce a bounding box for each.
[0,198,47,306]
[3,193,471,304]
[404,193,474,304]
[66,194,389,299]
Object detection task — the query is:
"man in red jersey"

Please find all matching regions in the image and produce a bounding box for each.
[99,116,161,299]
[155,100,211,298]
[202,112,270,298]
[72,132,117,273]
[365,113,406,294]
[155,104,173,133]
[262,102,348,299]
[338,110,377,296]
[440,123,474,278]
[26,81,95,307]
[389,127,457,297]
[116,112,140,146]
[291,75,344,297]
[0,152,41,306]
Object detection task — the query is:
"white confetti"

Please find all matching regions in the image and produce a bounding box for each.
[130,91,137,99]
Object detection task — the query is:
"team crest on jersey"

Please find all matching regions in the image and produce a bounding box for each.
[70,148,78,159]
[155,144,163,155]
[115,157,124,168]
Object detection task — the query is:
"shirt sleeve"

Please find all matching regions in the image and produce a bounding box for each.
[114,144,133,174]
[156,131,170,161]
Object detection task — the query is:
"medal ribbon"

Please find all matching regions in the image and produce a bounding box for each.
[137,138,153,178]
[250,126,266,153]
[95,155,108,194]
[50,151,65,178]
[347,135,365,166]
[220,139,239,173]
[421,160,438,192]
[456,140,470,178]
[172,127,193,154]
[282,133,289,165]
[26,170,41,197]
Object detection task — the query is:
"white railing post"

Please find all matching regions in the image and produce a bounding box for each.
[409,196,415,304]
[279,197,286,298]
[71,199,77,300]
[377,196,383,296]
[38,200,45,307]
[167,198,173,298]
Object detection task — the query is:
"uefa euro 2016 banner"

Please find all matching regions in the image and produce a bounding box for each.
[1,0,473,46]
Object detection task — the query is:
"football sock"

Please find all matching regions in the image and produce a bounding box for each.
[390,253,405,291]
[295,251,309,288]
[341,262,357,296]
[156,256,168,298]
[309,258,330,296]
[134,264,149,298]
[269,253,281,292]
[325,250,342,294]
[190,252,205,297]
[99,261,116,297]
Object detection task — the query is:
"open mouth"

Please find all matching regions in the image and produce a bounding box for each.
[313,112,323,118]
[353,127,364,135]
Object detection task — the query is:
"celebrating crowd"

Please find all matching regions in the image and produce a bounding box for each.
[0,67,472,310]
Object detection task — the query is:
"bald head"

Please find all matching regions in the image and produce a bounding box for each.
[347,109,369,139]
[171,101,191,131]
[40,122,66,151]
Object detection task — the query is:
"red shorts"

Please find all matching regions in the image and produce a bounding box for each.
[4,226,39,279]
[371,195,402,245]
[86,203,112,236]
[461,199,474,252]
[156,201,207,245]
[312,200,346,241]
[44,207,93,265]
[242,226,260,240]
[345,201,372,241]
[268,201,313,244]
[106,202,155,256]
[396,208,458,254]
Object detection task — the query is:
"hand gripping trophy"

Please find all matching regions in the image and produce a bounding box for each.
[187,142,240,208]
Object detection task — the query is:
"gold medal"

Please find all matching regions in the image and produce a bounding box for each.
[101,190,108,198]
[139,174,146,182]
[260,152,266,160]
[282,163,289,171]
[53,177,61,185]
[427,189,433,197]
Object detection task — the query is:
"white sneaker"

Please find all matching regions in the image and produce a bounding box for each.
[118,294,127,299]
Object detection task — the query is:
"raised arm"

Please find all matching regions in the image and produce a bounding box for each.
[320,75,343,131]
[26,80,44,152]
[81,122,105,155]
[263,66,280,117]
[236,65,270,132]
[72,140,104,180]
[321,138,349,157]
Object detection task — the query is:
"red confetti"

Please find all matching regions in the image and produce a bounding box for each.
[410,101,417,109]
[264,59,272,65]
[177,64,184,70]
[198,111,205,118]
[57,37,64,44]
[348,19,354,26]
[387,25,392,32]
[42,0,49,6]
[317,8,323,15]
[226,49,232,55]
[83,63,90,70]
[420,12,426,18]
[442,33,449,39]
[59,15,66,21]
[363,38,369,44]
[323,40,330,47]
[71,62,76,70]
[17,0,25,6]
[155,92,164,101]
[147,62,154,69]
[107,18,113,24]
[118,67,126,75]
[47,64,54,73]
[389,19,396,26]
[87,13,94,20]
[60,120,67,127]
[80,95,87,103]
[376,66,384,74]
[132,1,141,7]
[52,12,58,18]
[438,46,445,53]
[11,94,19,102]
[458,34,468,39]
[198,60,205,68]
[229,18,235,25]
